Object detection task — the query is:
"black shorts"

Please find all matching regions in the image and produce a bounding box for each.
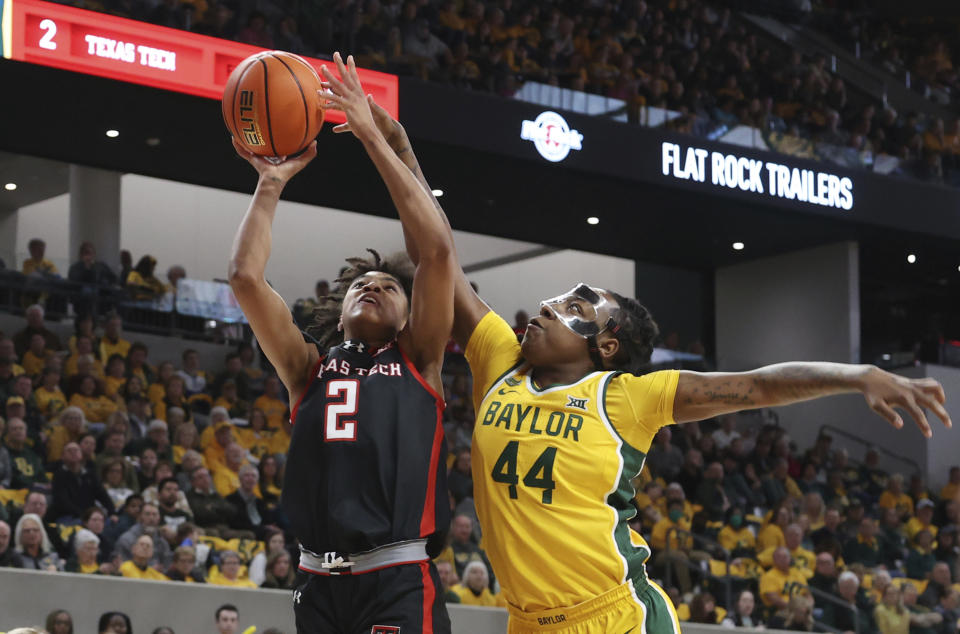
[293,561,452,634]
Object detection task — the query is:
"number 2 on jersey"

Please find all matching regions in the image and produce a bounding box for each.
[325,379,358,441]
[491,440,557,504]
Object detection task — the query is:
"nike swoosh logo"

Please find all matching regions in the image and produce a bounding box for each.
[498,388,518,395]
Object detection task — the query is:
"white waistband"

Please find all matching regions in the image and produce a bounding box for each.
[298,539,429,575]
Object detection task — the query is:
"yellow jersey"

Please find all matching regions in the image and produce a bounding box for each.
[119,560,168,581]
[759,566,808,606]
[466,311,679,612]
[718,525,756,552]
[878,491,913,516]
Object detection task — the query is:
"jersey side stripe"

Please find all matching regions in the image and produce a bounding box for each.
[595,372,629,585]
[290,354,325,426]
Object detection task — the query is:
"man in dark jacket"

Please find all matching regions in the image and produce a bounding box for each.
[51,442,114,521]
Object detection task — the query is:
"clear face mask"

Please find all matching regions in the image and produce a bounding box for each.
[539,283,617,338]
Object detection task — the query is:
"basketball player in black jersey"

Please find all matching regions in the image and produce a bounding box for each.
[229,52,455,633]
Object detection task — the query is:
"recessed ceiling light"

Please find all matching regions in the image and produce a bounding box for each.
[907,254,916,264]
[3,183,16,191]
[431,189,443,197]
[106,130,120,138]
[145,137,160,147]
[732,242,745,250]
[587,216,599,225]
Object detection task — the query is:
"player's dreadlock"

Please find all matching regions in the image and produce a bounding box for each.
[307,249,415,350]
[609,291,659,375]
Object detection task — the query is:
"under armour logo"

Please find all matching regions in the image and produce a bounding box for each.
[293,590,302,605]
[371,627,400,634]
[342,340,367,353]
[566,396,589,411]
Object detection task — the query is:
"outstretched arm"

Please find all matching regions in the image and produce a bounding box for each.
[228,141,320,397]
[331,91,490,348]
[674,363,951,437]
[321,53,455,386]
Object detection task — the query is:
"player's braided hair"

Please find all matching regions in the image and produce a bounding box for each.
[609,291,659,375]
[307,249,415,350]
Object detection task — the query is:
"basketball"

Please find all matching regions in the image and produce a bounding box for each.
[222,51,325,158]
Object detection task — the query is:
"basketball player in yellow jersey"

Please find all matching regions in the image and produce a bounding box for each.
[336,100,953,634]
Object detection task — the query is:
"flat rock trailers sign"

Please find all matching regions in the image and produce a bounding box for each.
[661,141,854,211]
[521,111,584,163]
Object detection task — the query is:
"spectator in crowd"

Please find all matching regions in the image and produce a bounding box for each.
[13,305,62,356]
[167,544,204,583]
[260,550,296,589]
[941,467,960,501]
[878,505,908,567]
[677,448,704,495]
[452,560,501,606]
[721,589,762,627]
[65,528,108,574]
[45,609,74,634]
[69,375,117,424]
[113,502,172,569]
[214,604,239,634]
[126,255,167,300]
[647,427,684,482]
[907,528,937,580]
[718,506,754,555]
[251,375,287,431]
[120,533,169,580]
[209,549,256,588]
[22,238,57,277]
[129,420,173,462]
[764,457,802,507]
[98,611,132,634]
[225,464,269,537]
[839,499,867,544]
[758,502,792,551]
[186,467,237,537]
[177,349,207,397]
[907,499,939,543]
[447,447,473,505]
[935,525,959,573]
[155,476,192,530]
[875,584,910,634]
[767,594,815,631]
[695,461,730,521]
[47,406,88,463]
[81,506,113,561]
[15,492,67,557]
[211,353,249,401]
[68,241,117,288]
[689,592,721,624]
[213,378,248,419]
[22,333,51,377]
[0,519,24,568]
[919,562,952,608]
[3,417,46,489]
[213,443,248,498]
[444,513,494,589]
[51,441,114,522]
[879,473,913,518]
[651,498,697,595]
[99,313,131,364]
[247,527,286,586]
[935,590,960,634]
[904,581,945,633]
[811,505,842,548]
[436,559,461,603]
[824,570,871,633]
[14,513,60,570]
[712,415,740,450]
[34,367,67,419]
[759,547,808,611]
[95,429,139,492]
[844,515,882,568]
[809,551,838,595]
[102,458,135,509]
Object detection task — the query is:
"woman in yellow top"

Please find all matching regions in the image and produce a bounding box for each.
[46,406,87,462]
[236,409,272,461]
[154,374,192,423]
[452,561,506,607]
[207,550,257,588]
[878,473,914,518]
[758,503,792,551]
[385,103,951,634]
[125,255,167,300]
[259,454,283,500]
[69,375,117,423]
[172,423,201,466]
[874,584,910,634]
[65,336,104,378]
[21,334,50,377]
[251,375,289,430]
[103,354,127,399]
[34,367,67,418]
[147,361,175,407]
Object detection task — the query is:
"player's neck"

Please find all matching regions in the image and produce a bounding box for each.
[341,329,393,353]
[530,361,594,389]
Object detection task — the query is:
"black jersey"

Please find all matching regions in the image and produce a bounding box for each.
[283,339,449,559]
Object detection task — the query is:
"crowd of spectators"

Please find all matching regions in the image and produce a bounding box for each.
[45,0,960,187]
[5,603,277,633]
[4,254,960,633]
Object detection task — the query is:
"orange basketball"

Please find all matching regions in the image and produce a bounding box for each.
[222,51,325,158]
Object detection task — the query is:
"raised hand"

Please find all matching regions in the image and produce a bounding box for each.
[860,367,951,438]
[319,52,379,142]
[231,137,317,187]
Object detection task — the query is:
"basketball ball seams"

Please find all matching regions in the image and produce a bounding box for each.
[269,52,310,152]
[258,57,279,157]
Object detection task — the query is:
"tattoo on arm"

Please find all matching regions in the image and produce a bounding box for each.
[268,176,284,185]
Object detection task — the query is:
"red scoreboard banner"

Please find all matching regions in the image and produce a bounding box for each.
[0,0,398,123]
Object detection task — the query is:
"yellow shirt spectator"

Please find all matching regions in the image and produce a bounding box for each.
[905,516,938,542]
[878,491,913,517]
[69,392,117,423]
[208,572,257,588]
[759,566,808,607]
[34,386,67,418]
[757,523,786,551]
[119,561,169,581]
[252,395,289,430]
[104,376,126,399]
[651,516,693,551]
[758,546,816,578]
[236,428,273,461]
[213,466,242,497]
[269,428,291,455]
[452,583,505,607]
[65,354,104,378]
[941,481,959,502]
[99,337,131,365]
[22,257,58,276]
[46,424,84,463]
[718,525,756,552]
[21,349,49,377]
